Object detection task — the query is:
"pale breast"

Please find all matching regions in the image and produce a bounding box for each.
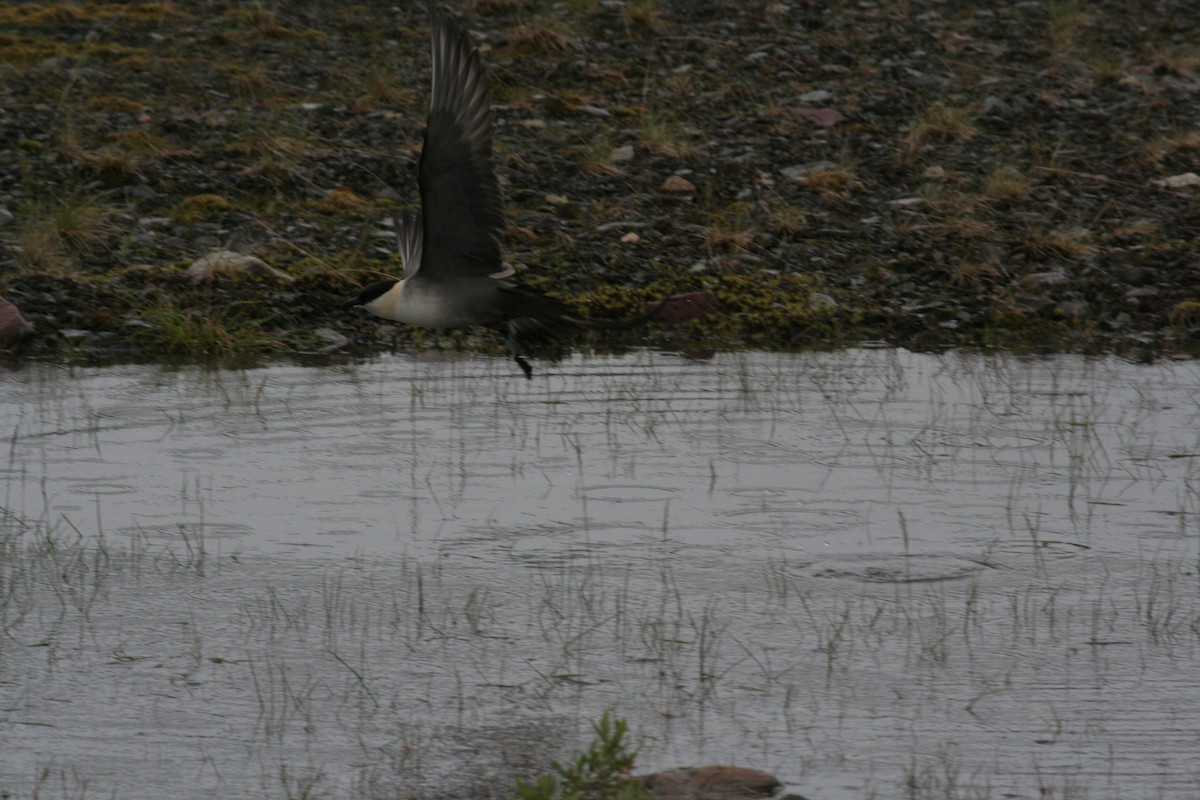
[363,279,462,329]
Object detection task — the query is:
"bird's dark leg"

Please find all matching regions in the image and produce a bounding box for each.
[506,321,533,379]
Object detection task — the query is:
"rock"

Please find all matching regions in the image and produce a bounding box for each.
[595,220,647,233]
[0,205,14,225]
[1106,311,1132,330]
[192,234,223,250]
[1125,286,1159,300]
[0,296,34,341]
[609,144,635,163]
[620,232,640,244]
[186,250,295,283]
[641,765,781,799]
[780,160,837,181]
[1021,269,1069,288]
[1057,299,1088,317]
[982,95,1011,116]
[788,107,844,127]
[576,104,611,118]
[1014,292,1053,314]
[649,290,718,323]
[661,175,696,193]
[124,184,157,200]
[1114,264,1153,285]
[313,327,351,351]
[1152,172,1200,189]
[808,292,838,310]
[774,790,814,800]
[796,89,833,104]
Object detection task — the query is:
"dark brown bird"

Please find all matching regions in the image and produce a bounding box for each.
[345,4,696,378]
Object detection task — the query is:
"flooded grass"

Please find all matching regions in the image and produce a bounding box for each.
[2,350,1199,799]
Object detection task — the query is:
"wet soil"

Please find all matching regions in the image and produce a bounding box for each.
[2,0,1199,362]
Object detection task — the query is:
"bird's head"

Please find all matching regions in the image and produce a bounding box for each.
[343,279,399,310]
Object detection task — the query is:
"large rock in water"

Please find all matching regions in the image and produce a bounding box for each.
[0,295,34,341]
[641,765,782,799]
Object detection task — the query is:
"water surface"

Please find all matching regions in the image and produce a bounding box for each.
[2,349,1198,799]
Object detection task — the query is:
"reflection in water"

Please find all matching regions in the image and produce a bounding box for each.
[2,349,1199,800]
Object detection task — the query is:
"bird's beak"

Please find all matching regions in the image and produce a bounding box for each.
[342,298,362,309]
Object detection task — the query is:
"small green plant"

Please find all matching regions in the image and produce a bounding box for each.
[515,713,649,800]
[132,295,277,358]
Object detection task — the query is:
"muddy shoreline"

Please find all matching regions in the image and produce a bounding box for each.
[2,0,1199,364]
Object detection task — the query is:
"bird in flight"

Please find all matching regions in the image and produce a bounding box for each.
[345,3,711,378]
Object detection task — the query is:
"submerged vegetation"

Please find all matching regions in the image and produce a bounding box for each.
[3,351,1200,797]
[516,714,649,800]
[1,0,1198,363]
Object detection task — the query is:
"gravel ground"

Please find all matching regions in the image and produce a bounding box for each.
[1,0,1199,363]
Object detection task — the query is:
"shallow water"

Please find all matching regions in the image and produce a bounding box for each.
[2,349,1198,799]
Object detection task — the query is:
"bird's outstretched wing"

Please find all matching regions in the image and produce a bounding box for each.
[397,210,423,279]
[416,4,506,283]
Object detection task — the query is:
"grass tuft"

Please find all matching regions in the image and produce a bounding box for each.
[981,165,1035,202]
[508,18,576,54]
[515,713,648,800]
[638,118,699,160]
[131,295,277,357]
[903,103,978,154]
[171,194,234,224]
[803,165,856,200]
[14,196,117,273]
[623,0,668,36]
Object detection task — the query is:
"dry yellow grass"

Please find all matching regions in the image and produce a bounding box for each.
[902,103,978,154]
[981,166,1035,202]
[171,194,233,224]
[1025,226,1096,260]
[638,119,699,160]
[803,166,856,200]
[15,197,117,273]
[507,19,575,54]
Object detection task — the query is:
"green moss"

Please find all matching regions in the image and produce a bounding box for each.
[89,95,145,112]
[170,194,234,224]
[0,34,71,64]
[311,188,374,216]
[0,3,186,25]
[1168,300,1200,326]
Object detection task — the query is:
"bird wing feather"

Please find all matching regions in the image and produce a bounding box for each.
[398,210,423,279]
[416,5,506,283]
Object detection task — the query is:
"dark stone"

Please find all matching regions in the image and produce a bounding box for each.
[641,766,782,800]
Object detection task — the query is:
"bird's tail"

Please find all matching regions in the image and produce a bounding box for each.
[498,287,587,344]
